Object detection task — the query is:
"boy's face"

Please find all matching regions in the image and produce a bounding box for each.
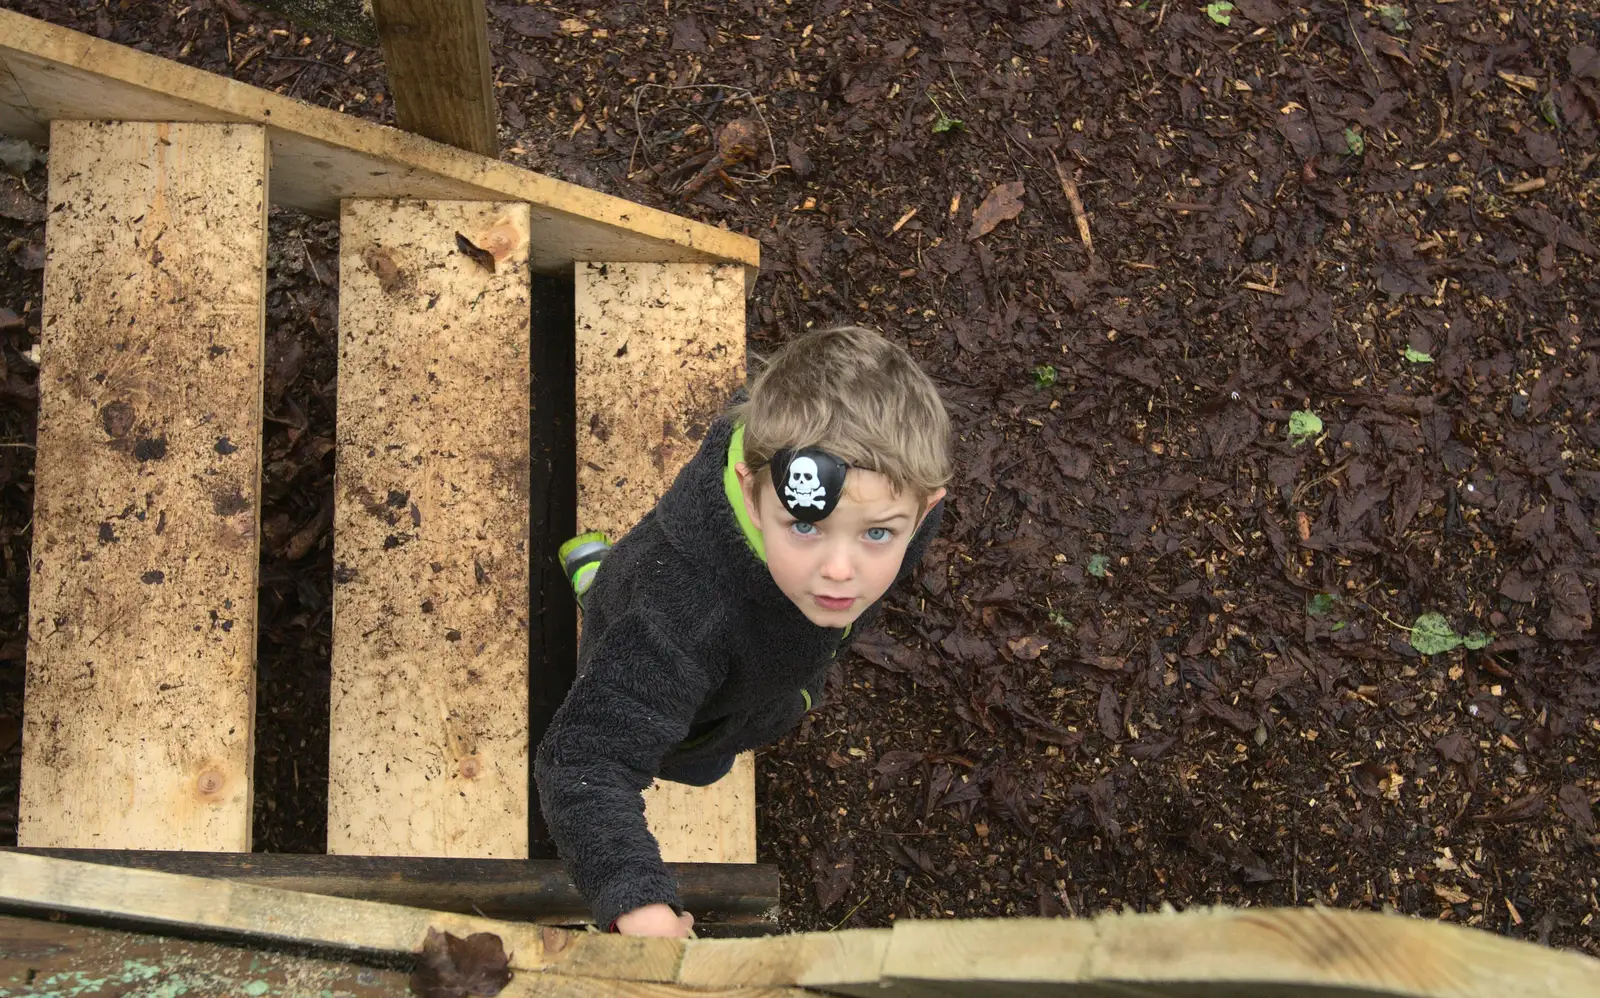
[737,462,945,628]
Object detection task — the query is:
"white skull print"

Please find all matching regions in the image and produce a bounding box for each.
[784,456,827,509]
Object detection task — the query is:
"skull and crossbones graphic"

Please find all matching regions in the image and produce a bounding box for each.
[783,456,827,509]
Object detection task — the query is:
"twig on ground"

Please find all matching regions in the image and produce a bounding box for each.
[1049,150,1093,257]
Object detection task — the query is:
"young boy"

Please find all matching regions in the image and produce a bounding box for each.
[535,325,950,937]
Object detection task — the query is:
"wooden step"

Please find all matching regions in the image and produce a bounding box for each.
[573,261,754,864]
[326,198,532,858]
[18,120,269,851]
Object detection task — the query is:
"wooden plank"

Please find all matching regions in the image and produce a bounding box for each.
[372,0,498,156]
[18,120,267,851]
[825,910,1600,998]
[0,914,409,997]
[328,199,531,859]
[7,849,782,929]
[572,261,753,865]
[6,855,1597,998]
[0,851,549,970]
[0,9,759,277]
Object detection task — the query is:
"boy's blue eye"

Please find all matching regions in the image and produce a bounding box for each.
[865,527,894,542]
[791,521,818,536]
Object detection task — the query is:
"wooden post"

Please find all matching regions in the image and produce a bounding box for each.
[19,120,268,851]
[371,0,499,157]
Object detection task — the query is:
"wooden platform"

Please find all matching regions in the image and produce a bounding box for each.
[19,120,268,851]
[0,9,758,276]
[3,853,1597,997]
[2,5,772,918]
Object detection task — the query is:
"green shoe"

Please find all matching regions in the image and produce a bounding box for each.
[559,531,610,609]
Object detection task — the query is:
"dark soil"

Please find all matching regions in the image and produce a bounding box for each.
[2,0,1598,955]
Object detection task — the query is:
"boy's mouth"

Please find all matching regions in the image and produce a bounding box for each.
[813,594,856,611]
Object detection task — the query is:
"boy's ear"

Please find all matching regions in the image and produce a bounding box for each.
[735,461,765,528]
[915,488,947,530]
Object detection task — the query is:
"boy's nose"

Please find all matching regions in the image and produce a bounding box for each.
[819,545,854,582]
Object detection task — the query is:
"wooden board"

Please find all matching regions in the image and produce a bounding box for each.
[572,261,754,865]
[822,911,1600,998]
[373,0,498,156]
[0,9,759,278]
[10,848,782,929]
[6,854,1597,997]
[18,120,267,851]
[0,914,409,997]
[328,199,531,859]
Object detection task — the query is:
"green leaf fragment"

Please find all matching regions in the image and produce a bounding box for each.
[1330,621,1348,632]
[1539,93,1560,128]
[1034,364,1057,388]
[1463,631,1491,650]
[1307,593,1338,617]
[1287,410,1323,447]
[1206,1,1234,25]
[1087,554,1110,578]
[932,116,965,134]
[1410,612,1463,656]
[1343,127,1365,156]
[1377,5,1410,31]
[1403,346,1434,363]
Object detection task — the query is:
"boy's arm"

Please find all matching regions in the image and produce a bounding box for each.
[534,610,716,929]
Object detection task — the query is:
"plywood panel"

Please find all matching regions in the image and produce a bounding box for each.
[19,120,267,850]
[0,9,759,277]
[327,199,531,858]
[572,262,753,864]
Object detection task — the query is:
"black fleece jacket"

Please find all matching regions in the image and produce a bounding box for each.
[534,413,943,927]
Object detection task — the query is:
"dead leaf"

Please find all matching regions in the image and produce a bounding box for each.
[1096,684,1121,742]
[810,844,856,910]
[1545,570,1592,640]
[1351,761,1389,798]
[455,232,497,273]
[410,927,512,998]
[1471,789,1546,825]
[1433,732,1475,764]
[967,181,1025,241]
[1008,635,1048,660]
[1557,784,1595,833]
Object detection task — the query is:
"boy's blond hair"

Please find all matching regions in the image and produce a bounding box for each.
[729,325,951,500]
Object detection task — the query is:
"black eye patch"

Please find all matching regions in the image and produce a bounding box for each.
[770,447,849,522]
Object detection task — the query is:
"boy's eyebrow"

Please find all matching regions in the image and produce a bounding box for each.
[866,512,913,525]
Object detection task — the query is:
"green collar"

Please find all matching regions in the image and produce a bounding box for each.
[724,422,767,563]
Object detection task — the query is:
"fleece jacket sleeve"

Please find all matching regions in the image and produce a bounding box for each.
[534,609,719,928]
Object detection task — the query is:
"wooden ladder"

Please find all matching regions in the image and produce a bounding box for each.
[14,119,752,865]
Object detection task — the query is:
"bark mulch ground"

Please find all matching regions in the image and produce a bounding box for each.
[1,0,1597,955]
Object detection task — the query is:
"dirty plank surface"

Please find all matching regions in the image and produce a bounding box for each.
[572,261,753,864]
[328,199,532,859]
[0,914,409,997]
[19,120,267,850]
[0,9,759,276]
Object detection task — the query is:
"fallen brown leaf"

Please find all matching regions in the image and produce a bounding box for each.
[1471,789,1546,825]
[1007,635,1048,660]
[1557,784,1595,833]
[410,927,512,998]
[967,180,1025,241]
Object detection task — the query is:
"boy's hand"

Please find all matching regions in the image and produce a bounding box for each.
[614,903,694,937]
